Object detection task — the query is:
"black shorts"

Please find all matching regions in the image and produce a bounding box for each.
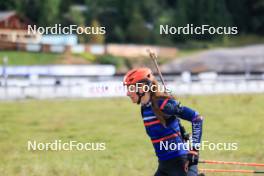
[154,155,198,176]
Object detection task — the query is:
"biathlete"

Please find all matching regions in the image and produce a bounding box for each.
[123,67,204,176]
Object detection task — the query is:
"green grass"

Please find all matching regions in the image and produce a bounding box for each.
[0,51,62,65]
[0,94,264,176]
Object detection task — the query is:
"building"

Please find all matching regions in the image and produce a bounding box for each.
[0,11,40,44]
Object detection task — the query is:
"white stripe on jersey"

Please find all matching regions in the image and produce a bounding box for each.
[143,116,157,121]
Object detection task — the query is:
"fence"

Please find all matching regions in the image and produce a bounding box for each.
[0,42,177,58]
[1,80,264,100]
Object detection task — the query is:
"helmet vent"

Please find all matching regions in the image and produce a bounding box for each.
[128,71,137,77]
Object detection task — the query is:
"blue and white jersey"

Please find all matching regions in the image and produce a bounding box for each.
[140,98,203,161]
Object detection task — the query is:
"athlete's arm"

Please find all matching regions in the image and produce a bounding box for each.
[159,98,204,150]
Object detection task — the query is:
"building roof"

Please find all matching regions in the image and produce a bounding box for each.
[161,45,264,73]
[0,11,16,22]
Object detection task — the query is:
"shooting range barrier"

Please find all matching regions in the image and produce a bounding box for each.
[1,80,264,100]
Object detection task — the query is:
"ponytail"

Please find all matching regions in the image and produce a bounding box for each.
[150,79,176,126]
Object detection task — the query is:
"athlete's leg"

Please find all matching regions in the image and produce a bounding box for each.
[154,160,168,176]
[188,165,206,176]
[160,156,188,176]
[154,166,167,176]
[188,165,198,176]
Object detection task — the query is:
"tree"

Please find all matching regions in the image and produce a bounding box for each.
[0,0,18,10]
[89,19,105,44]
[126,9,151,43]
[247,0,264,34]
[38,0,61,26]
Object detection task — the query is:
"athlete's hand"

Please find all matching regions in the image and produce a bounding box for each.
[188,150,199,166]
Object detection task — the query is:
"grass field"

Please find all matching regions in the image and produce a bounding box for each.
[0,51,62,65]
[0,94,264,176]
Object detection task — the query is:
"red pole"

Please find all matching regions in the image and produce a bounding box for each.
[200,160,264,167]
[199,169,264,174]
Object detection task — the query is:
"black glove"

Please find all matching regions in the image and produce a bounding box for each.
[187,150,199,166]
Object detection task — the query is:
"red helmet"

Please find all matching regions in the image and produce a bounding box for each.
[123,67,154,86]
